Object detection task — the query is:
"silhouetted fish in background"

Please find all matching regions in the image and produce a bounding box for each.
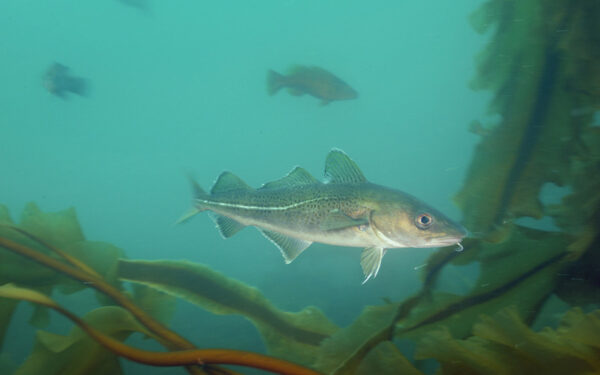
[117,0,150,13]
[43,63,89,99]
[180,149,466,283]
[267,65,358,105]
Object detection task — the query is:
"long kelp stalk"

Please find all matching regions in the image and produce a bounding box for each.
[0,284,321,375]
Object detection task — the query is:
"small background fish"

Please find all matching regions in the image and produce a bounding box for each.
[42,62,89,99]
[267,65,358,105]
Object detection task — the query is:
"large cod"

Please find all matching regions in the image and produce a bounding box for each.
[182,149,466,283]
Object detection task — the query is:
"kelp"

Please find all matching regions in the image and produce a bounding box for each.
[14,305,153,375]
[0,207,323,374]
[415,306,600,375]
[455,0,600,238]
[0,284,319,375]
[305,224,571,373]
[117,259,338,366]
[314,303,420,375]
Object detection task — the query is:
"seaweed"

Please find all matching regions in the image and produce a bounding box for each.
[415,306,600,375]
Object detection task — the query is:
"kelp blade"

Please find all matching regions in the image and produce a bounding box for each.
[117,259,338,366]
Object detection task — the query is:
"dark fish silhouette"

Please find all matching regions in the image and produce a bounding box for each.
[267,65,358,105]
[117,0,150,13]
[43,63,89,99]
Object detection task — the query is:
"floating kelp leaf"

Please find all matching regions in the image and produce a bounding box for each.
[117,259,338,366]
[314,303,408,374]
[14,305,153,375]
[58,241,125,297]
[130,283,177,326]
[19,202,85,249]
[415,306,600,375]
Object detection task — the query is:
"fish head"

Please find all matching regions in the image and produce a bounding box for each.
[368,191,467,249]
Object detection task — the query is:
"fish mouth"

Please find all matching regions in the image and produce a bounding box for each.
[427,226,468,247]
[428,237,463,247]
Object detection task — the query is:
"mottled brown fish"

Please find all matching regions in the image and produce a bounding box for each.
[180,149,466,283]
[267,66,358,105]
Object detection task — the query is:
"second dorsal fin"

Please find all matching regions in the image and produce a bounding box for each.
[210,171,252,194]
[324,149,366,184]
[259,167,319,190]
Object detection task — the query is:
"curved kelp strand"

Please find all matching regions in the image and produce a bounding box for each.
[0,234,224,375]
[0,223,101,279]
[0,284,321,375]
[0,235,192,351]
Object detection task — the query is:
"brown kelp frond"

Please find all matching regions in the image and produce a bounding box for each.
[116,259,339,367]
[0,223,101,279]
[0,284,323,375]
[323,224,571,372]
[0,233,192,351]
[415,306,600,375]
[456,0,600,239]
[314,304,421,375]
[397,225,569,338]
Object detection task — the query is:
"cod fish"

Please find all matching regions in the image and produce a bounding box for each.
[267,65,358,105]
[182,149,466,283]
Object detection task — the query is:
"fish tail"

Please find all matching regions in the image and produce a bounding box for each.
[267,69,285,95]
[175,177,209,224]
[68,77,89,97]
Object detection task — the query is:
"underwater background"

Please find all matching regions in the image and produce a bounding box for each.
[1,1,599,375]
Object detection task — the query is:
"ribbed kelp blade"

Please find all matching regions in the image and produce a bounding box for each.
[415,306,600,374]
[116,259,338,366]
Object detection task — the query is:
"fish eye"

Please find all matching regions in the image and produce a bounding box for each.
[415,213,433,229]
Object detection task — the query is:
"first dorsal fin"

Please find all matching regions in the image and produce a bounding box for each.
[211,171,252,194]
[324,149,366,184]
[259,167,319,190]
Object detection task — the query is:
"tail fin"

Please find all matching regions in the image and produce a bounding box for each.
[68,77,89,97]
[175,177,209,225]
[267,69,285,96]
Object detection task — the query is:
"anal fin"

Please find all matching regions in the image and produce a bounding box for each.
[360,247,386,284]
[209,213,245,238]
[259,229,312,263]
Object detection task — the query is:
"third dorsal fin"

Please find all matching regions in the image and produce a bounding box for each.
[324,149,366,184]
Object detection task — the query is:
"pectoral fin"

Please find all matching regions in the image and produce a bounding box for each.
[259,229,312,263]
[319,209,369,231]
[360,247,386,284]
